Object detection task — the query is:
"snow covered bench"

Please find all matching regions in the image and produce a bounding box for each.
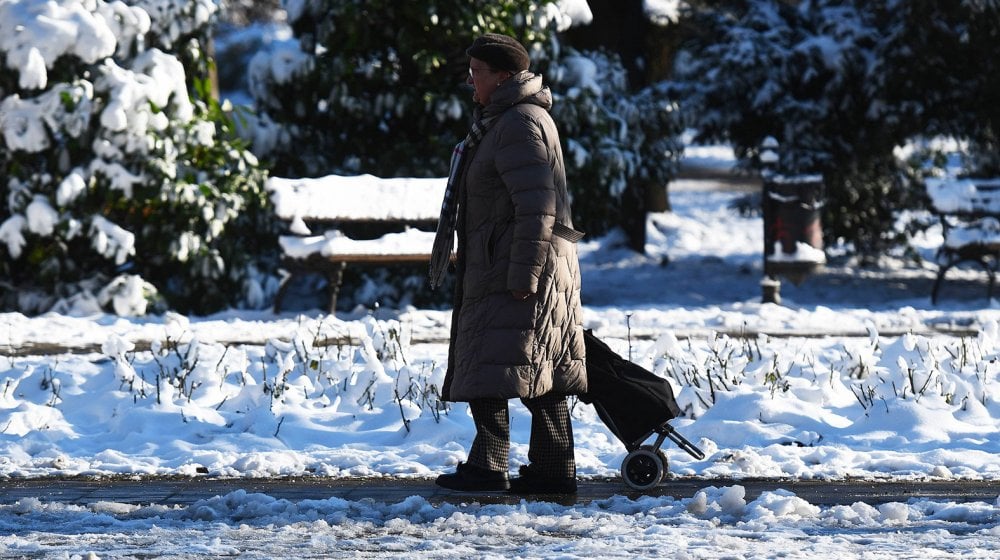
[925,177,1000,303]
[267,174,447,312]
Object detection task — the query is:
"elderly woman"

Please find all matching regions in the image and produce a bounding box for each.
[429,33,587,494]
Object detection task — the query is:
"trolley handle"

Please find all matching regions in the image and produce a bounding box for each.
[662,423,706,460]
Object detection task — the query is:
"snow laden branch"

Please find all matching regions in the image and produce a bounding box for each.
[0,0,278,316]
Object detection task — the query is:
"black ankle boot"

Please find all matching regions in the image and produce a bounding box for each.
[508,464,577,494]
[435,462,510,491]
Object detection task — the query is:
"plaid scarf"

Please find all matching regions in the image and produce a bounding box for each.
[429,113,498,288]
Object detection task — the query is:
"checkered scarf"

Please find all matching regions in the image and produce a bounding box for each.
[429,113,499,289]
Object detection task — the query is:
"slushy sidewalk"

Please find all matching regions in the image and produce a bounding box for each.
[1,476,996,507]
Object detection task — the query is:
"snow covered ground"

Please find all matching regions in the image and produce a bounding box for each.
[3,0,997,555]
[3,489,998,558]
[2,179,999,558]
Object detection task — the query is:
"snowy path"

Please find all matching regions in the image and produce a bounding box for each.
[3,183,1000,558]
[3,476,999,507]
[3,482,998,559]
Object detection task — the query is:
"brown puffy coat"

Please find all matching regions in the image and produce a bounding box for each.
[441,72,587,402]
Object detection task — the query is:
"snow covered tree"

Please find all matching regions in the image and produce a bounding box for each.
[672,1,899,254]
[247,0,682,239]
[547,49,682,237]
[672,0,1000,256]
[875,1,1000,177]
[246,0,556,178]
[0,0,280,315]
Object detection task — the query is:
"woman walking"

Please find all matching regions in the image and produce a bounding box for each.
[429,33,587,495]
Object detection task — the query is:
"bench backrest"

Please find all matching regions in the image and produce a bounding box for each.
[926,177,1000,216]
[267,174,447,223]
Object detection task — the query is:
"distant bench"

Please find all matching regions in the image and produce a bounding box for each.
[925,177,1000,303]
[267,174,447,312]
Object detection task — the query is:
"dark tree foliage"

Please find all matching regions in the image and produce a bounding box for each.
[250,0,683,241]
[253,0,550,179]
[672,0,1000,256]
[877,1,1000,176]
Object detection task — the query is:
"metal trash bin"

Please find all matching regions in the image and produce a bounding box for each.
[760,139,826,303]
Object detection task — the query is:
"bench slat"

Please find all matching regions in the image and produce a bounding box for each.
[279,229,441,260]
[267,174,446,225]
[926,177,1000,303]
[286,253,432,264]
[926,177,1000,215]
[269,174,449,312]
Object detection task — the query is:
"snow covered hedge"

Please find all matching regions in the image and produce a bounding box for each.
[0,0,280,316]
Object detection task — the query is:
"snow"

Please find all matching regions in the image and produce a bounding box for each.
[555,0,594,28]
[279,229,440,260]
[0,0,119,90]
[248,39,313,88]
[2,0,1000,557]
[89,215,136,266]
[553,55,603,96]
[680,129,739,172]
[0,85,88,152]
[767,241,827,263]
[3,179,1000,555]
[0,490,994,558]
[0,215,27,259]
[0,0,231,318]
[925,178,1000,251]
[267,175,446,226]
[926,177,1000,215]
[644,0,684,25]
[769,172,825,184]
[940,218,1000,250]
[266,174,450,259]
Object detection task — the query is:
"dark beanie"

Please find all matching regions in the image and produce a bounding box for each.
[466,33,530,72]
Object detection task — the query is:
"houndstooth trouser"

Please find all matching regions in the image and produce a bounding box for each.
[466,393,575,478]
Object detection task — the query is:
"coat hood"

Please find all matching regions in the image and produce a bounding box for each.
[483,71,552,114]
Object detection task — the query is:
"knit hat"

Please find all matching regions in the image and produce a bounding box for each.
[466,33,531,72]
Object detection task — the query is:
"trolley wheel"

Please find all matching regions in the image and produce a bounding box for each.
[656,448,670,479]
[621,446,665,491]
[647,445,670,482]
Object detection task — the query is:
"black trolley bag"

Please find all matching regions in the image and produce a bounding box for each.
[579,330,705,490]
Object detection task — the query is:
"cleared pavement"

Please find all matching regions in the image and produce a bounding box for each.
[1,476,996,507]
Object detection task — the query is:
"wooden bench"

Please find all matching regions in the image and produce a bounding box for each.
[925,177,1000,303]
[267,174,447,312]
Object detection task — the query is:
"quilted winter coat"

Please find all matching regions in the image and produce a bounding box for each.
[441,72,587,402]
